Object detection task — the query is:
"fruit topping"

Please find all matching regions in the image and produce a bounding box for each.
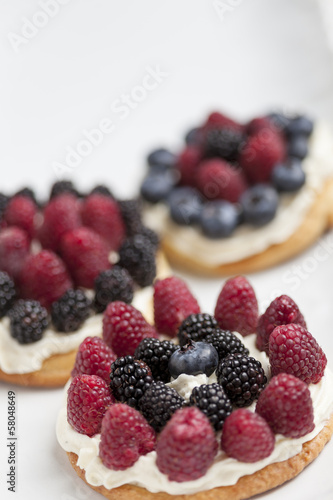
[204,329,249,361]
[168,339,219,379]
[240,184,279,226]
[134,337,178,383]
[271,158,306,192]
[51,289,91,332]
[196,159,248,203]
[199,200,239,238]
[9,299,49,344]
[93,266,134,313]
[0,227,30,279]
[0,271,16,318]
[178,313,220,346]
[71,336,116,382]
[118,234,156,287]
[189,382,232,431]
[4,195,37,239]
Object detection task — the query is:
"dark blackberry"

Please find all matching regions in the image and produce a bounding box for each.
[178,313,219,347]
[118,198,143,237]
[189,383,232,431]
[0,271,16,318]
[134,337,178,382]
[217,353,267,407]
[51,289,91,332]
[50,180,79,199]
[93,266,134,313]
[139,226,159,250]
[110,356,153,409]
[139,381,185,432]
[118,235,156,287]
[89,184,114,198]
[0,192,9,222]
[14,187,38,205]
[204,128,244,162]
[9,300,49,344]
[204,330,249,361]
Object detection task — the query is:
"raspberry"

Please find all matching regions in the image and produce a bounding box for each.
[156,407,218,482]
[154,276,200,337]
[196,159,248,203]
[81,194,125,251]
[256,295,306,354]
[214,276,258,336]
[99,403,156,470]
[51,289,91,332]
[71,336,117,382]
[204,128,245,162]
[118,234,156,287]
[59,227,110,289]
[134,337,178,382]
[139,381,185,432]
[38,194,82,251]
[0,271,16,318]
[103,301,157,357]
[221,409,275,462]
[93,266,134,313]
[190,383,232,431]
[19,250,72,309]
[202,111,243,133]
[239,128,286,183]
[204,329,249,361]
[4,195,37,239]
[109,356,153,409]
[246,116,279,136]
[15,187,38,204]
[269,324,327,384]
[50,180,80,199]
[256,373,315,438]
[177,146,203,186]
[0,227,30,279]
[67,374,114,436]
[9,299,49,344]
[89,184,113,198]
[178,313,219,347]
[118,198,143,237]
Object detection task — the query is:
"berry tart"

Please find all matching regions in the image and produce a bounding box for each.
[0,181,169,387]
[57,275,333,499]
[141,110,333,275]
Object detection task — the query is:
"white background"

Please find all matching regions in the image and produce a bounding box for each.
[0,0,333,499]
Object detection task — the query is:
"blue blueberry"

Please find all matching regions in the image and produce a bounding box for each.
[286,115,314,137]
[168,340,219,378]
[267,112,291,133]
[288,135,309,159]
[199,201,239,238]
[271,159,306,192]
[141,171,178,204]
[185,127,203,146]
[168,187,203,225]
[147,148,177,172]
[240,185,279,226]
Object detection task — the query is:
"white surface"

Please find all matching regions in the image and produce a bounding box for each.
[0,1,333,499]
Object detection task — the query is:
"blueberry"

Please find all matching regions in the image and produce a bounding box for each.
[286,115,314,137]
[288,135,309,159]
[147,148,177,171]
[267,112,291,133]
[240,184,279,226]
[199,201,239,238]
[168,340,219,378]
[271,159,306,192]
[185,127,203,146]
[141,171,178,204]
[168,187,202,225]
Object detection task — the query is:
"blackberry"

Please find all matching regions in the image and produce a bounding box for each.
[0,192,9,222]
[118,235,156,287]
[137,226,159,250]
[139,381,185,432]
[93,266,134,313]
[110,356,153,409]
[89,184,114,198]
[134,337,178,382]
[204,330,249,361]
[50,180,79,199]
[178,313,219,347]
[0,271,16,318]
[9,300,49,344]
[190,383,232,431]
[118,198,143,237]
[51,289,91,332]
[205,128,244,162]
[217,353,267,407]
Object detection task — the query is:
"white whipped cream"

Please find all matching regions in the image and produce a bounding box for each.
[56,333,333,495]
[144,123,333,267]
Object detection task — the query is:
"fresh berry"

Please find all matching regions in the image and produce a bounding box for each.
[93,266,134,313]
[89,184,113,198]
[190,383,232,431]
[217,353,267,407]
[204,127,244,162]
[51,289,91,332]
[199,200,239,238]
[256,294,306,354]
[168,187,202,225]
[177,146,203,186]
[4,195,37,239]
[67,374,114,436]
[185,127,203,146]
[139,226,159,250]
[267,112,291,133]
[288,135,309,160]
[0,193,9,223]
[246,116,278,136]
[221,409,275,462]
[286,115,314,137]
[269,324,327,384]
[9,299,49,344]
[147,148,177,172]
[15,187,38,204]
[139,381,185,432]
[141,171,177,203]
[154,276,200,337]
[71,336,117,382]
[50,180,79,199]
[0,271,16,318]
[168,339,218,378]
[156,407,218,482]
[178,313,219,346]
[0,227,30,279]
[196,159,247,203]
[19,250,72,309]
[203,111,243,133]
[103,301,157,357]
[118,234,156,287]
[256,373,315,438]
[118,198,143,237]
[109,355,153,409]
[215,276,258,337]
[59,227,110,289]
[240,184,279,226]
[99,403,156,470]
[271,158,306,192]
[134,337,178,382]
[204,329,249,361]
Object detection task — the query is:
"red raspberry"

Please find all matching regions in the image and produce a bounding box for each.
[103,301,158,357]
[67,374,114,437]
[154,276,200,337]
[0,227,30,279]
[178,146,203,186]
[256,295,306,354]
[214,276,258,336]
[38,194,82,251]
[269,324,327,384]
[156,407,218,482]
[99,403,156,470]
[246,116,280,136]
[203,111,243,133]
[256,373,315,438]
[4,195,37,239]
[71,336,117,382]
[19,249,72,309]
[221,409,275,463]
[239,128,286,183]
[59,227,110,288]
[196,159,248,203]
[81,194,125,251]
